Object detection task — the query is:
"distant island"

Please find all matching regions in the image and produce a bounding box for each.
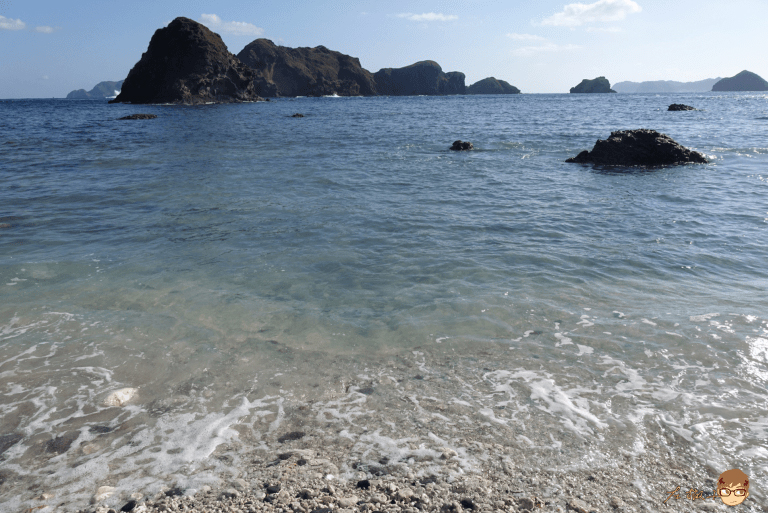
[613,78,721,93]
[67,80,124,99]
[570,77,616,94]
[105,17,522,104]
[712,70,768,91]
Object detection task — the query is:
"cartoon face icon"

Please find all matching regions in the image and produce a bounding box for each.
[717,469,749,506]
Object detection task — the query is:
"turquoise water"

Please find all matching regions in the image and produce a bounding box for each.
[1,94,767,510]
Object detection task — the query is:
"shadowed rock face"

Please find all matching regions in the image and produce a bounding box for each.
[566,129,708,166]
[110,17,262,105]
[712,70,768,92]
[570,76,616,94]
[467,77,521,95]
[237,39,377,97]
[373,61,466,96]
[668,104,696,111]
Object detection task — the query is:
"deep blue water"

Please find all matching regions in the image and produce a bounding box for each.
[1,94,767,510]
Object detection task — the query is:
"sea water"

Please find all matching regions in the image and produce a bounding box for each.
[1,93,767,510]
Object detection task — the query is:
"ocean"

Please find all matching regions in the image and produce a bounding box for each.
[1,93,767,511]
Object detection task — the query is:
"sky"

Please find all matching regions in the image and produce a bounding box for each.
[1,0,767,98]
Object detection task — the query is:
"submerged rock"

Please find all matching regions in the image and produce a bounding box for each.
[118,114,157,120]
[450,140,473,151]
[566,129,707,166]
[712,70,768,91]
[290,113,305,118]
[374,61,465,96]
[103,387,138,407]
[668,104,696,111]
[110,17,262,105]
[570,76,617,93]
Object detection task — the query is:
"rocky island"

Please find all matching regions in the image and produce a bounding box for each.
[373,61,465,96]
[711,70,768,91]
[466,77,520,95]
[67,80,125,99]
[566,129,707,166]
[570,77,616,94]
[236,39,377,97]
[110,17,262,105]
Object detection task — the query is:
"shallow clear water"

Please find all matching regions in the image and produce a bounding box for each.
[1,94,767,510]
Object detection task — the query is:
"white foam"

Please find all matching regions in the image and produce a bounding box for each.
[690,313,719,322]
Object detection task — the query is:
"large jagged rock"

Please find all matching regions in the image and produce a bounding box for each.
[110,17,262,105]
[237,39,377,97]
[467,77,520,95]
[67,80,125,99]
[373,61,466,96]
[570,76,616,94]
[711,70,768,92]
[566,129,707,166]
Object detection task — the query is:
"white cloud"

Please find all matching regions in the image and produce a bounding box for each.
[35,26,55,33]
[0,15,26,30]
[397,12,458,22]
[199,14,264,37]
[542,0,641,27]
[507,33,546,41]
[513,43,581,57]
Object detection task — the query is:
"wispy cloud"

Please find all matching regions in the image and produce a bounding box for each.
[513,43,581,57]
[586,26,622,32]
[542,0,641,27]
[507,33,546,41]
[35,26,56,33]
[0,15,26,30]
[199,14,264,37]
[397,12,458,22]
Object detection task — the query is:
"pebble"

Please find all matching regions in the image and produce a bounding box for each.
[568,497,590,513]
[103,388,138,407]
[91,486,116,504]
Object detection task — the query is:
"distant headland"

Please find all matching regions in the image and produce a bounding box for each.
[711,70,768,91]
[613,78,721,93]
[66,80,124,99]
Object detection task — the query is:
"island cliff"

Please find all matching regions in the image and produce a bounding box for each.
[67,80,125,99]
[466,77,520,95]
[236,39,376,97]
[110,17,262,105]
[711,70,768,92]
[570,77,616,94]
[373,61,465,96]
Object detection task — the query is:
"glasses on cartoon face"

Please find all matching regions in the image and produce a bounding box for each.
[718,487,747,497]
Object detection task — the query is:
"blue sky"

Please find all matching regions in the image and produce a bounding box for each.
[1,0,767,97]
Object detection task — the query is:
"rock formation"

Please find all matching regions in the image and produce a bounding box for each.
[110,17,262,105]
[569,77,616,94]
[566,129,707,166]
[237,39,377,97]
[450,140,473,151]
[668,104,696,111]
[67,80,125,99]
[711,70,768,91]
[373,61,466,96]
[118,114,158,120]
[467,77,520,95]
[613,78,720,93]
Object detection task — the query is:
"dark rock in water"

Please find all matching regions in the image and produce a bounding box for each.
[450,140,473,151]
[238,39,377,97]
[88,425,113,434]
[570,76,617,93]
[110,17,262,105]
[120,499,137,512]
[67,80,125,99]
[467,77,521,95]
[566,129,707,166]
[44,431,79,455]
[712,70,768,91]
[290,113,305,118]
[460,498,477,510]
[374,61,466,96]
[0,433,23,456]
[668,104,696,111]
[266,483,281,494]
[118,114,157,120]
[277,431,306,443]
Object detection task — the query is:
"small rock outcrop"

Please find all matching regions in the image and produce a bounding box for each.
[467,77,521,95]
[374,61,466,96]
[118,114,157,120]
[711,70,768,91]
[570,77,616,94]
[566,129,707,166]
[668,104,696,111]
[110,17,262,105]
[237,39,377,97]
[67,80,124,99]
[450,140,473,151]
[290,113,304,118]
